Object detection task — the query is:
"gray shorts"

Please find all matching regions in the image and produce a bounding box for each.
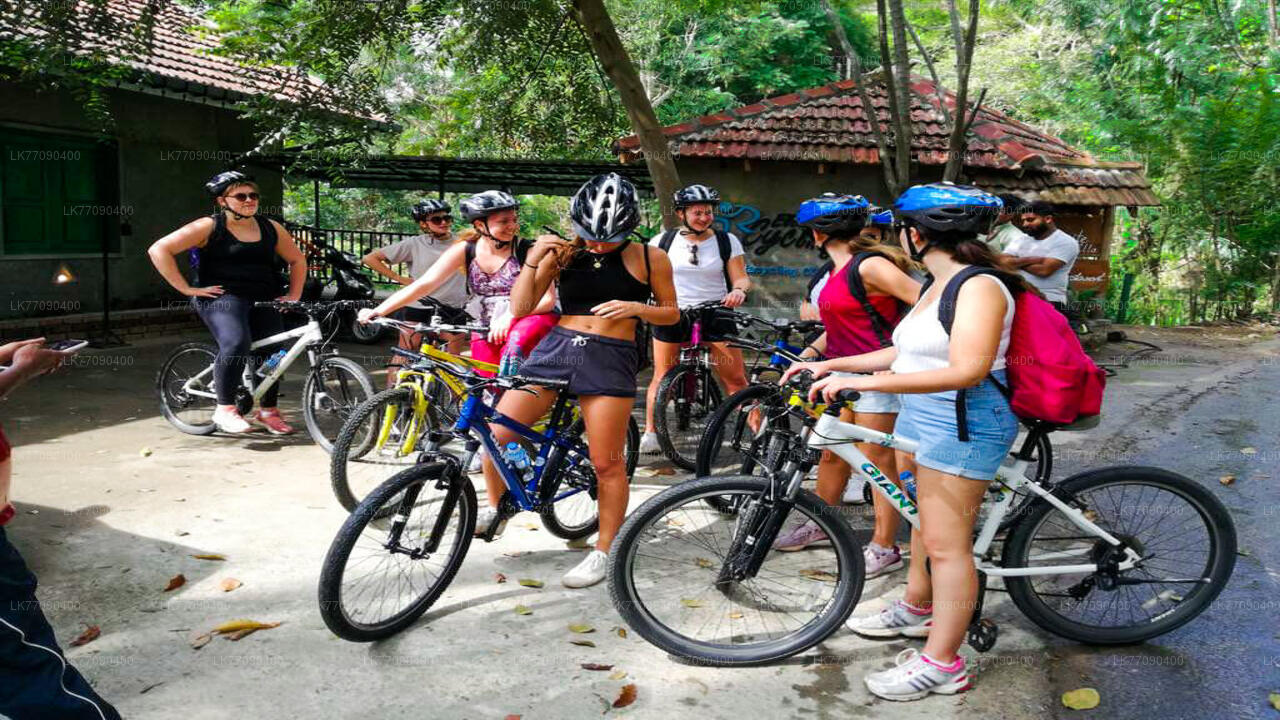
[520,326,639,398]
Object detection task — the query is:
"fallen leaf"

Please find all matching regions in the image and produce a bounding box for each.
[190,633,212,650]
[175,531,190,537]
[680,598,704,608]
[503,551,530,558]
[665,518,685,527]
[70,625,101,647]
[514,605,533,616]
[613,683,638,709]
[1062,687,1100,710]
[1219,475,1236,486]
[163,574,186,592]
[1237,548,1252,557]
[518,578,544,588]
[139,682,164,694]
[728,611,744,619]
[1269,692,1280,711]
[569,624,596,634]
[224,628,258,641]
[652,467,677,476]
[191,554,226,561]
[1241,447,1258,455]
[694,557,713,569]
[609,670,627,681]
[219,578,243,592]
[139,447,152,457]
[212,619,280,634]
[494,572,507,584]
[581,663,614,671]
[570,640,596,647]
[1082,509,1099,523]
[504,716,521,720]
[799,568,838,583]
[614,627,628,639]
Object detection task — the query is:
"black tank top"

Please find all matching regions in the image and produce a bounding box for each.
[195,213,281,301]
[557,240,652,315]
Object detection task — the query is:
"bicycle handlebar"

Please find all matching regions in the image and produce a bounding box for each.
[253,299,375,315]
[373,316,488,336]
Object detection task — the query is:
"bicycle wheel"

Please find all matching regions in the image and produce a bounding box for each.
[695,384,795,478]
[538,416,639,540]
[330,386,436,513]
[654,363,723,471]
[1002,466,1236,645]
[318,462,476,642]
[609,475,864,666]
[303,355,376,453]
[156,342,219,435]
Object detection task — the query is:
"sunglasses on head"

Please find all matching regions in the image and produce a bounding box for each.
[225,192,259,202]
[426,215,453,223]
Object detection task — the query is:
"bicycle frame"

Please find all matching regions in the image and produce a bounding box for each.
[181,317,325,403]
[794,405,1143,579]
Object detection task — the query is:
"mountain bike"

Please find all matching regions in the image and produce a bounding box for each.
[155,300,376,451]
[651,301,731,470]
[608,371,1236,666]
[319,357,639,641]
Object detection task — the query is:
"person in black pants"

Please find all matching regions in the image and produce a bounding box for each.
[0,338,121,720]
[148,171,307,435]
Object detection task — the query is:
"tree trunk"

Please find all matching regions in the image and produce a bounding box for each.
[821,0,898,194]
[942,0,981,181]
[1266,0,1278,51]
[884,0,914,192]
[571,0,682,227]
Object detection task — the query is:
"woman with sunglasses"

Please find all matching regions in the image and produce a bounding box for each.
[363,200,470,385]
[496,173,679,588]
[148,171,306,435]
[638,184,752,456]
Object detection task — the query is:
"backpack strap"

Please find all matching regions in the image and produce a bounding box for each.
[464,240,477,295]
[845,251,896,349]
[657,229,678,253]
[933,266,1014,441]
[642,241,652,285]
[714,229,734,292]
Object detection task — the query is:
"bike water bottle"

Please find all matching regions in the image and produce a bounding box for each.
[503,441,532,479]
[257,349,287,377]
[499,332,523,377]
[901,470,917,502]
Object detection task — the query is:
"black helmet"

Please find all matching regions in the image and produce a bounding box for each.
[205,170,253,197]
[411,199,451,220]
[460,190,519,222]
[673,184,720,209]
[570,173,640,244]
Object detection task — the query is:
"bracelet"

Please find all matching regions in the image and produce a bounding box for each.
[524,262,541,269]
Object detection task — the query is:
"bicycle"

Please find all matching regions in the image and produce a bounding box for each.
[156,300,376,451]
[608,371,1236,666]
[319,357,640,641]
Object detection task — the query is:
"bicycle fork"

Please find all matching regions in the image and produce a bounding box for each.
[716,453,815,586]
[385,459,466,558]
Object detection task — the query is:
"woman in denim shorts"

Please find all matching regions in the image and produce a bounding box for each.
[792,183,1025,702]
[771,194,921,582]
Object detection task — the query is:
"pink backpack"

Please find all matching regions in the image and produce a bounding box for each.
[932,266,1106,439]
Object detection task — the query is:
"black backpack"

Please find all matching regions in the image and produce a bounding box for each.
[464,237,532,294]
[842,251,903,349]
[658,228,735,292]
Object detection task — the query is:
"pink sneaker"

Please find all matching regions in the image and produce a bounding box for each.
[252,409,295,435]
[863,543,904,578]
[772,521,830,552]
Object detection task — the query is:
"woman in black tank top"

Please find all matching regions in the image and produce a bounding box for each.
[474,174,679,589]
[148,172,307,435]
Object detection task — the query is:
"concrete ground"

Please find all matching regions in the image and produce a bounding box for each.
[4,324,1279,719]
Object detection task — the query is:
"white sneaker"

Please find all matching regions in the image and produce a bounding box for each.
[864,648,970,701]
[474,506,507,538]
[212,407,253,434]
[562,549,609,588]
[468,447,485,473]
[847,599,933,638]
[843,475,869,504]
[638,431,661,455]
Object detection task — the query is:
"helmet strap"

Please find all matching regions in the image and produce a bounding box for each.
[905,226,930,263]
[480,218,512,250]
[222,204,253,222]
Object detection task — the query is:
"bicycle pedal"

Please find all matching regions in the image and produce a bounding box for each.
[966,618,998,653]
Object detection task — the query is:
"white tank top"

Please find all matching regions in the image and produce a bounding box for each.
[890,273,1015,374]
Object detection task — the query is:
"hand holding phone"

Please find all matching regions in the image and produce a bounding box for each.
[46,339,89,353]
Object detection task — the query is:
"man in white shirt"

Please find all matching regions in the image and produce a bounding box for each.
[987,194,1032,253]
[1002,201,1079,321]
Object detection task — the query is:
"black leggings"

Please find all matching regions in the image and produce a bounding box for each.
[193,295,285,406]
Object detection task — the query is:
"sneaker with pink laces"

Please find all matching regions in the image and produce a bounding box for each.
[252,409,295,435]
[772,520,830,552]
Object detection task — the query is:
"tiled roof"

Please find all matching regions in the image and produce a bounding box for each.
[616,75,1158,206]
[1,0,350,112]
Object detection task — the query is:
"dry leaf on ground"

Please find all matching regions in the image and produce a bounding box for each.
[164,574,186,592]
[190,633,213,650]
[518,578,544,588]
[581,663,614,671]
[569,624,595,634]
[1062,687,1100,710]
[70,625,101,647]
[191,554,226,561]
[219,578,243,592]
[212,619,280,634]
[613,684,638,708]
[514,605,533,616]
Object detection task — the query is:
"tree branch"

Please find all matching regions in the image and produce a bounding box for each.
[905,18,952,127]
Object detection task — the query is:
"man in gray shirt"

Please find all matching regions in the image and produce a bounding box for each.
[1002,200,1080,321]
[364,200,471,381]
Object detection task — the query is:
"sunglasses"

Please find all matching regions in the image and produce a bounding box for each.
[225,192,259,202]
[688,242,699,266]
[425,215,453,224]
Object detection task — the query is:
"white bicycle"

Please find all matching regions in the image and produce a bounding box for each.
[156,300,376,451]
[609,371,1237,665]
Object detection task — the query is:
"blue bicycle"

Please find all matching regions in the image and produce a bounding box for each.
[318,349,638,642]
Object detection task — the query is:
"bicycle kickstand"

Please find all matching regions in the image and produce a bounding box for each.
[966,569,999,653]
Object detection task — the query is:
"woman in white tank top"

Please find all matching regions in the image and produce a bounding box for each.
[780,183,1025,702]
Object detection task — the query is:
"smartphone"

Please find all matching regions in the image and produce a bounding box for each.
[46,338,89,353]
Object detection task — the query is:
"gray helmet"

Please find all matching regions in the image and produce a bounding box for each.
[460,190,519,222]
[205,170,253,197]
[673,183,720,209]
[411,199,451,220]
[570,173,640,244]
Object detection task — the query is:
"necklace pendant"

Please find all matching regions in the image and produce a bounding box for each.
[592,257,603,270]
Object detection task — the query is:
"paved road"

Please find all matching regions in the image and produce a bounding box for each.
[4,328,1277,719]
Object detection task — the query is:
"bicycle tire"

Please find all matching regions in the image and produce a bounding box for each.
[608,475,864,666]
[538,416,639,539]
[1002,465,1236,645]
[156,342,220,435]
[695,384,796,513]
[654,363,721,471]
[318,462,476,641]
[303,355,376,453]
[330,386,431,512]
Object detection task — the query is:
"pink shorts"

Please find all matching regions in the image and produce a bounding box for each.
[471,313,559,377]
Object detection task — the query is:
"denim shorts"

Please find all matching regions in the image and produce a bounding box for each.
[892,370,1018,481]
[830,373,900,414]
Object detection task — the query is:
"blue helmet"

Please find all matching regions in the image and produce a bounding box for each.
[869,208,894,227]
[796,193,871,235]
[893,182,1002,234]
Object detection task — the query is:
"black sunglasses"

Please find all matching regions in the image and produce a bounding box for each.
[225,192,259,202]
[425,214,453,223]
[688,242,699,266]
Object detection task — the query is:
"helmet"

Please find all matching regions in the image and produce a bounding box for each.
[893,182,1002,234]
[673,184,720,209]
[460,190,519,222]
[411,199,451,220]
[796,193,871,234]
[205,170,253,197]
[869,208,894,227]
[570,173,640,244]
